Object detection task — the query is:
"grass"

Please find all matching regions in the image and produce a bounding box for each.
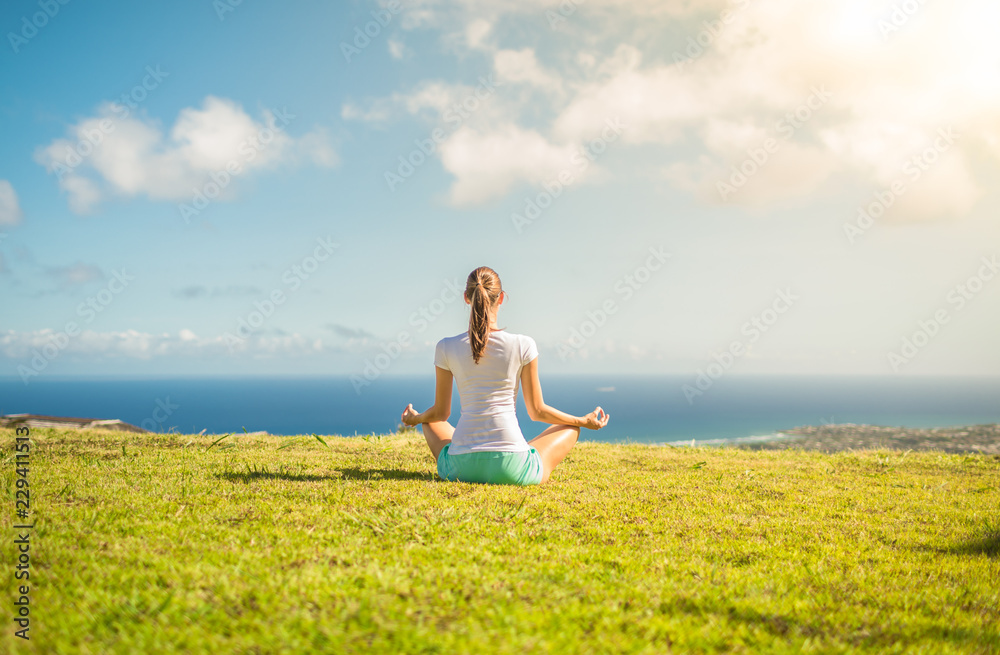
[2,427,999,654]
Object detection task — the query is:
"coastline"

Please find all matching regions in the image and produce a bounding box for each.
[738,423,1000,454]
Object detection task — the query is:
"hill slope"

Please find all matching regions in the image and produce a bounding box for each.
[2,428,998,654]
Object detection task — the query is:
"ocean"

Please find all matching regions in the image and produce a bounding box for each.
[2,375,999,445]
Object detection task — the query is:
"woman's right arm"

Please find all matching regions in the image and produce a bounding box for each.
[519,358,609,430]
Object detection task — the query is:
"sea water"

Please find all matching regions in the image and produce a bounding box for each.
[2,375,999,445]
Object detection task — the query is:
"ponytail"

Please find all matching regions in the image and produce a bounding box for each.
[466,267,502,364]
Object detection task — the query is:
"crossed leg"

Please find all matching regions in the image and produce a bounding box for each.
[528,424,580,484]
[422,421,579,484]
[421,421,453,461]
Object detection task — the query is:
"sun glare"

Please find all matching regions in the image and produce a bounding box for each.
[952,2,1000,101]
[824,2,882,50]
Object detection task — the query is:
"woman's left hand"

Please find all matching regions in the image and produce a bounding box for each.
[401,403,420,426]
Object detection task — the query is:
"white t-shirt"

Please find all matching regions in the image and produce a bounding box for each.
[434,329,539,455]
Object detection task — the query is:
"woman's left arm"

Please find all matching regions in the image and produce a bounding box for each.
[401,366,453,425]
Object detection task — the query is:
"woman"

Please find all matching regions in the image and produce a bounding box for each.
[401,266,610,485]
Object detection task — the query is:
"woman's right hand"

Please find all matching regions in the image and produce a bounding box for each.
[581,407,610,430]
[401,403,420,427]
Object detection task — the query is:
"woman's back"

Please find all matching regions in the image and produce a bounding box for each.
[434,329,538,454]
[402,265,608,485]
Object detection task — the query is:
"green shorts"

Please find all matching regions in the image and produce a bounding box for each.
[437,444,544,486]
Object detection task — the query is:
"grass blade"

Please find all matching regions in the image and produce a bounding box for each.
[206,433,232,451]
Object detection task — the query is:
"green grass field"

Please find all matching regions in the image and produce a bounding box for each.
[2,428,998,654]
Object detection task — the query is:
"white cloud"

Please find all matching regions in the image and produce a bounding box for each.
[464,18,492,49]
[343,81,494,124]
[879,152,982,223]
[439,125,584,205]
[398,0,714,29]
[551,48,700,145]
[494,48,562,90]
[296,127,340,167]
[0,180,22,226]
[388,38,407,59]
[354,0,1000,218]
[821,122,983,221]
[60,176,102,215]
[34,96,337,214]
[0,328,327,361]
[663,144,840,209]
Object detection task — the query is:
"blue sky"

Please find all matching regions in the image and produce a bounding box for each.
[1,0,999,382]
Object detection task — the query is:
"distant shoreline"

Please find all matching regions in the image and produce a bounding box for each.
[739,423,1000,454]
